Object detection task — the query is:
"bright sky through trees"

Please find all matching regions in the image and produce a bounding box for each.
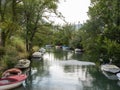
[52,0,90,24]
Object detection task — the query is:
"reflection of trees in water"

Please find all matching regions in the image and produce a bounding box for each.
[63,65,95,88]
[54,49,69,60]
[71,53,83,61]
[86,66,119,90]
[64,65,86,73]
[63,64,120,90]
[24,60,50,89]
[15,51,120,90]
[81,52,100,62]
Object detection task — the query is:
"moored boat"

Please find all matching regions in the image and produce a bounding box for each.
[15,59,30,69]
[39,48,46,54]
[101,64,120,74]
[2,68,22,78]
[0,74,27,90]
[32,52,43,58]
[75,48,84,53]
[62,46,70,51]
[55,45,62,49]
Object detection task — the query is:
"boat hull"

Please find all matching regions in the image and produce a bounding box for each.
[0,74,27,90]
[0,81,23,90]
[32,52,42,58]
[101,64,120,73]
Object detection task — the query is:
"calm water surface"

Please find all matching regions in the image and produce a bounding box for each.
[13,50,120,90]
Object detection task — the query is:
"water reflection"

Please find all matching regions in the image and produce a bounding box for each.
[13,51,120,90]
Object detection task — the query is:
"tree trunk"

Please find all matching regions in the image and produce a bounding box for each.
[12,0,17,22]
[1,31,6,47]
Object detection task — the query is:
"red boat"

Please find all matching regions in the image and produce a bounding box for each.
[0,74,27,90]
[2,68,22,78]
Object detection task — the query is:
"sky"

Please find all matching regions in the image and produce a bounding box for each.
[51,0,90,25]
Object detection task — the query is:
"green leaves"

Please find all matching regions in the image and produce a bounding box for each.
[80,0,120,63]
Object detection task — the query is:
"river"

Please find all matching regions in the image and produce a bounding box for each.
[13,49,120,90]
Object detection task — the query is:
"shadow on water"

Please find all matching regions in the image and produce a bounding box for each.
[13,50,120,90]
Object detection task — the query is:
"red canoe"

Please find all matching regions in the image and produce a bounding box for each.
[2,68,22,78]
[0,74,27,90]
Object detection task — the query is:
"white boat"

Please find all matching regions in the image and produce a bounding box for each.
[75,48,84,53]
[55,45,62,49]
[0,74,27,90]
[117,73,120,80]
[39,48,46,54]
[15,59,30,69]
[32,52,43,58]
[62,46,70,51]
[101,64,120,73]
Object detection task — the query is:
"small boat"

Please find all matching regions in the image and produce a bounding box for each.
[75,48,83,53]
[39,48,46,54]
[45,45,53,49]
[32,52,43,58]
[116,73,120,80]
[2,68,22,78]
[0,74,27,90]
[55,45,62,49]
[15,59,30,69]
[62,46,70,51]
[101,64,120,73]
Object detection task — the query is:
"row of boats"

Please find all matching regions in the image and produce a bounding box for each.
[55,45,84,53]
[0,48,46,90]
[101,64,120,80]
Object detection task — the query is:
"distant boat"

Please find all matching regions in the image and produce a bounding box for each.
[116,73,120,80]
[101,64,120,74]
[2,68,22,78]
[0,74,27,90]
[55,45,62,49]
[39,48,46,54]
[15,59,30,69]
[62,46,70,51]
[45,45,53,49]
[75,48,83,53]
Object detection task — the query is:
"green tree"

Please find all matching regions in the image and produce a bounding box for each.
[21,0,59,52]
[81,0,120,63]
[0,0,21,47]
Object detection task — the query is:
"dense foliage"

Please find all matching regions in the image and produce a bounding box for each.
[0,0,59,71]
[0,0,120,72]
[80,0,120,64]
